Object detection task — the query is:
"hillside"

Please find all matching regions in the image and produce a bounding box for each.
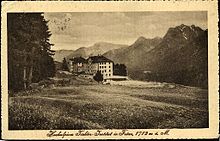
[66,42,128,59]
[145,28,208,88]
[105,24,208,88]
[53,50,75,62]
[138,24,205,71]
[136,24,208,88]
[104,36,162,67]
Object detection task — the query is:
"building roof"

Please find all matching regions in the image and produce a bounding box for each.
[87,55,113,63]
[69,57,86,63]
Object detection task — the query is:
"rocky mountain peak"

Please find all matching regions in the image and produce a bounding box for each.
[178,24,187,29]
[164,24,204,42]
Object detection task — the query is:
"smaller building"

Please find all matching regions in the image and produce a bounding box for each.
[68,57,87,74]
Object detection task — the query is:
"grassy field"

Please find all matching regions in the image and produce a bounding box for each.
[9,77,208,130]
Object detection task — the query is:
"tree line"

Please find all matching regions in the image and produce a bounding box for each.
[8,13,56,92]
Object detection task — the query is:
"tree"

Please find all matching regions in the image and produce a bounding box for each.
[8,13,55,91]
[93,71,103,83]
[62,58,69,71]
[113,64,127,76]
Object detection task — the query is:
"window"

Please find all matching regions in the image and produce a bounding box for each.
[109,74,111,76]
[109,66,111,68]
[106,74,108,76]
[105,70,106,72]
[109,70,111,72]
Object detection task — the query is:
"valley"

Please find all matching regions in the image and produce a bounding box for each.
[54,24,208,88]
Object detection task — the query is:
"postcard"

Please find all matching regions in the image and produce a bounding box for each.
[1,1,219,139]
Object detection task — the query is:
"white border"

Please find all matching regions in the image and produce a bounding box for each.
[1,1,219,139]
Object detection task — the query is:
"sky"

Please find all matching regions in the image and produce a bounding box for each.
[44,11,207,50]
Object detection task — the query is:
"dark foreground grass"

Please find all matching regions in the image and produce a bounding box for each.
[9,83,208,130]
[9,99,103,130]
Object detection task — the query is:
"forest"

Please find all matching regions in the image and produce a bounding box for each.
[8,13,56,92]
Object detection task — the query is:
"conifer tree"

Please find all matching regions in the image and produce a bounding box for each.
[8,13,55,91]
[62,58,69,71]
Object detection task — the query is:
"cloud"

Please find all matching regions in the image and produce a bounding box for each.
[44,12,207,50]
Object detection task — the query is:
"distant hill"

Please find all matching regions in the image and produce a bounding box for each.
[66,42,128,60]
[103,36,162,70]
[53,50,75,62]
[105,24,208,88]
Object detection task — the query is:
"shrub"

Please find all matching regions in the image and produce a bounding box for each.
[93,71,103,83]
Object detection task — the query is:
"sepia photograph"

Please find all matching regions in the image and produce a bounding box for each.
[1,1,219,140]
[8,11,209,130]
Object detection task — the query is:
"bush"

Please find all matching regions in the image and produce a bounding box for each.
[93,71,103,83]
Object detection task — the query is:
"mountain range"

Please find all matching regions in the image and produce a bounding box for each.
[53,50,75,62]
[66,42,128,60]
[53,42,127,62]
[53,24,208,88]
[103,36,162,69]
[104,24,208,88]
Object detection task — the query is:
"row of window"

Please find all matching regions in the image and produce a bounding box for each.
[101,70,111,73]
[100,62,110,65]
[100,66,111,69]
[104,74,111,77]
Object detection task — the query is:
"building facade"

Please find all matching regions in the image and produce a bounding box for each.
[68,57,86,73]
[69,55,113,81]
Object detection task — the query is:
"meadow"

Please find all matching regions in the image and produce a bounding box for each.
[9,77,208,130]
